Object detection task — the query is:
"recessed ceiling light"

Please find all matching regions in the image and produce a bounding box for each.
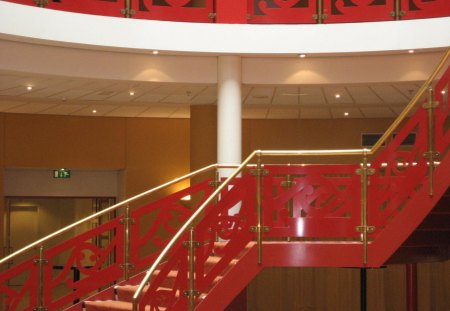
[152,50,159,55]
[344,112,349,116]
[129,91,135,96]
[335,94,341,99]
[298,54,306,58]
[92,109,97,114]
[408,49,415,54]
[26,86,33,91]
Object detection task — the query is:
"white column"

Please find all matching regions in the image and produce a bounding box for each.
[217,55,242,216]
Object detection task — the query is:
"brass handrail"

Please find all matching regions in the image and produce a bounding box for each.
[369,47,450,155]
[131,48,450,308]
[0,164,223,265]
[132,151,259,311]
[131,148,370,309]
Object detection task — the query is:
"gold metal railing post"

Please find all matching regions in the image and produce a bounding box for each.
[120,204,135,280]
[209,169,222,242]
[121,0,136,18]
[423,86,440,197]
[355,154,375,265]
[281,172,296,241]
[390,0,405,20]
[32,246,48,311]
[34,0,48,8]
[313,0,326,24]
[250,153,269,264]
[183,227,200,311]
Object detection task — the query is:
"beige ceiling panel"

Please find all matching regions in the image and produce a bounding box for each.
[330,107,363,119]
[0,86,33,96]
[347,85,382,105]
[38,104,88,115]
[106,105,149,117]
[170,106,190,118]
[298,86,326,105]
[245,86,274,105]
[71,104,118,116]
[371,85,409,104]
[360,107,396,118]
[299,107,331,119]
[138,105,177,118]
[5,102,58,114]
[267,107,299,119]
[242,106,268,119]
[0,100,27,111]
[273,87,300,105]
[324,86,353,105]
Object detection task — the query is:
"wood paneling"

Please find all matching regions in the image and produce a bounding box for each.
[4,114,126,169]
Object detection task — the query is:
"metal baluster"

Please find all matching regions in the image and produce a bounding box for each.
[209,169,221,242]
[32,246,48,311]
[390,0,405,20]
[250,153,269,264]
[120,204,135,280]
[183,227,200,311]
[33,0,48,8]
[313,0,326,24]
[355,154,375,265]
[422,86,440,197]
[281,172,296,241]
[121,0,136,18]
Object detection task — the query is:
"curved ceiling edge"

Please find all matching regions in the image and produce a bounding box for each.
[0,2,449,55]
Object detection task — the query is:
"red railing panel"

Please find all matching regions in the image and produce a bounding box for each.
[402,0,450,20]
[3,0,450,22]
[324,0,394,23]
[0,178,214,310]
[248,0,317,24]
[131,0,214,22]
[261,164,361,238]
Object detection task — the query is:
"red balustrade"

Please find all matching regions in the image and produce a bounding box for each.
[0,179,214,310]
[4,0,450,23]
[401,0,450,20]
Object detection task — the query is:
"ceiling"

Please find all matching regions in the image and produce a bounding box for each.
[0,70,424,119]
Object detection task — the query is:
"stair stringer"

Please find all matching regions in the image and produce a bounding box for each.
[367,150,450,266]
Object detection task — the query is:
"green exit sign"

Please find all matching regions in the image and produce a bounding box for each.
[53,169,71,179]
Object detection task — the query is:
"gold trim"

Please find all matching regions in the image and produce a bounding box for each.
[370,48,450,155]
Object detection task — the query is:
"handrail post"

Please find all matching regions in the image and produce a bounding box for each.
[121,0,135,18]
[355,153,375,265]
[33,0,48,8]
[422,86,440,197]
[390,0,405,20]
[313,0,326,24]
[209,169,222,242]
[183,227,200,311]
[250,153,269,264]
[120,204,135,280]
[32,246,48,311]
[281,171,296,241]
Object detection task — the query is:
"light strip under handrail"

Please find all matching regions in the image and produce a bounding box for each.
[0,164,224,265]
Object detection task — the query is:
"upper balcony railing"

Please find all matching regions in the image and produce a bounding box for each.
[3,0,450,23]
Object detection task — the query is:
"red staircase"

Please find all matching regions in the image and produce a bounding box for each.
[1,56,449,311]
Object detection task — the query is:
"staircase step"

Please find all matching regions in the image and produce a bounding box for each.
[84,300,135,311]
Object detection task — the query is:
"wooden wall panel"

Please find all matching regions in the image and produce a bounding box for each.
[247,263,449,311]
[124,118,190,199]
[3,114,126,169]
